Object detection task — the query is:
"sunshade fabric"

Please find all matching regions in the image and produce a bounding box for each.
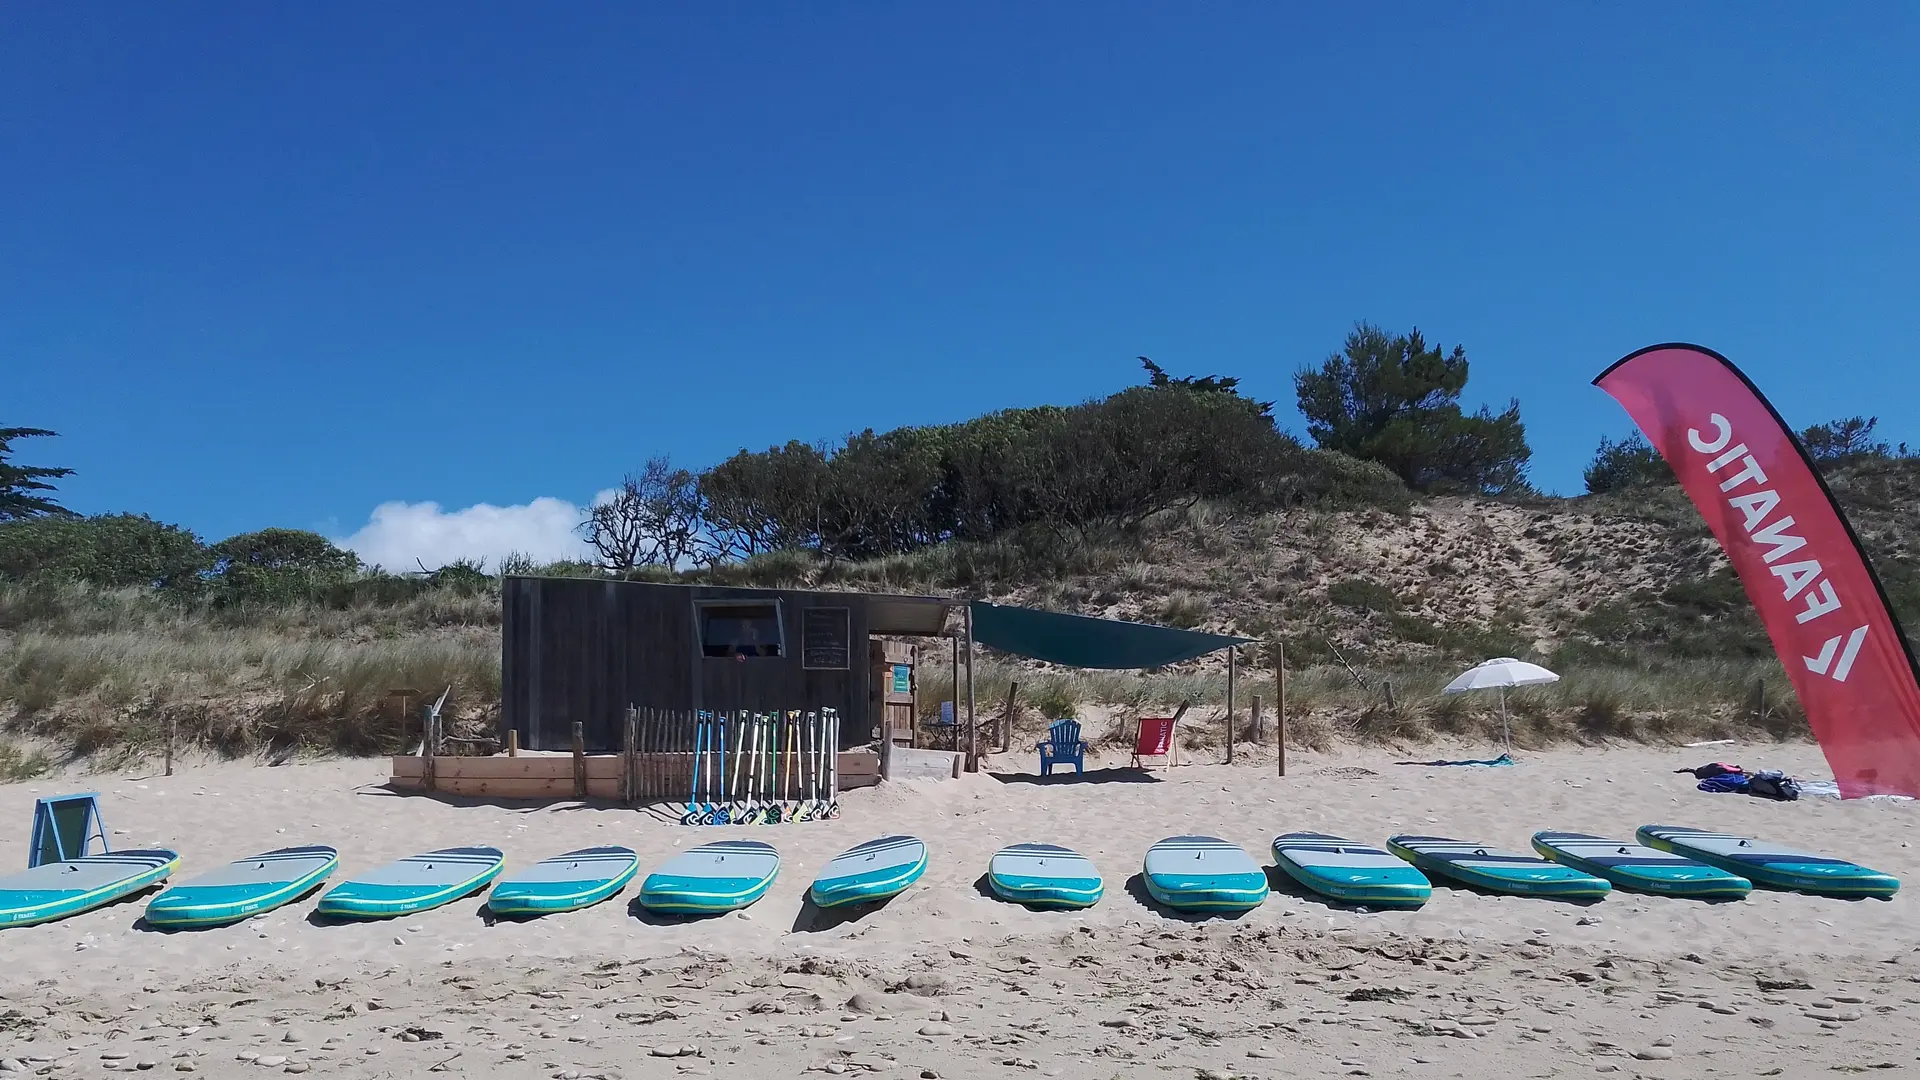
[1442,658,1561,693]
[969,601,1251,669]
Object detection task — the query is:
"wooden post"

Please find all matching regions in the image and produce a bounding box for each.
[879,710,894,782]
[909,644,921,750]
[1251,696,1262,745]
[621,706,637,806]
[1000,681,1019,755]
[1384,679,1396,710]
[571,721,586,799]
[165,715,176,777]
[1169,700,1191,768]
[422,705,437,793]
[950,633,961,753]
[1276,640,1288,778]
[507,728,519,757]
[1226,646,1238,765]
[964,605,978,773]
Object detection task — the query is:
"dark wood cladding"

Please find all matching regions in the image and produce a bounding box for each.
[502,577,886,753]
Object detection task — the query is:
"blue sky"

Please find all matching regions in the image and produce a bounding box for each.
[6,4,1915,568]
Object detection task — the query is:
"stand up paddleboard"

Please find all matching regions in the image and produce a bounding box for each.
[638,840,780,915]
[0,850,180,929]
[1142,836,1268,913]
[1532,831,1750,900]
[808,835,926,909]
[988,843,1103,909]
[1387,835,1610,899]
[145,846,339,929]
[1637,825,1899,899]
[315,847,503,920]
[487,846,640,917]
[1272,832,1431,909]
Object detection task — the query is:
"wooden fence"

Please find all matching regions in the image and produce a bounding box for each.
[390,706,880,806]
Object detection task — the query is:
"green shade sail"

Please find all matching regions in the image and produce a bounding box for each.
[969,601,1251,669]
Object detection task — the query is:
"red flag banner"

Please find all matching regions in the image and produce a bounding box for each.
[1595,344,1920,797]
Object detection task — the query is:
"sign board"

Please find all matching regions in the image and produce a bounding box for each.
[801,607,852,670]
[891,664,911,695]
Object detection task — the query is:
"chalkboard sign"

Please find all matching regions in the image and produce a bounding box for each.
[801,607,852,670]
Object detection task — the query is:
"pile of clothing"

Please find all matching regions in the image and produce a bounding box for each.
[1676,762,1803,801]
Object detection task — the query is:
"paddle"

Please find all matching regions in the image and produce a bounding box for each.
[825,709,841,819]
[680,714,706,825]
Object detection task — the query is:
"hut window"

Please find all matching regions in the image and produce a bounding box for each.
[699,602,784,659]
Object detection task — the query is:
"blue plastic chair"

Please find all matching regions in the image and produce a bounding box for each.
[1037,719,1086,776]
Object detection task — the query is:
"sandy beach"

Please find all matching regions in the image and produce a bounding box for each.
[2,741,1917,1079]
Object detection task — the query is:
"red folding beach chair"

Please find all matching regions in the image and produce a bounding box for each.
[1131,716,1178,769]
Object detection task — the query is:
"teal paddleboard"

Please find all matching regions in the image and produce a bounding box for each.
[638,840,779,915]
[315,846,503,920]
[808,835,926,909]
[1272,832,1431,909]
[145,845,338,928]
[988,843,1104,909]
[487,846,639,917]
[1637,825,1898,899]
[1142,836,1268,913]
[1532,831,1749,900]
[0,850,180,928]
[1387,835,1610,899]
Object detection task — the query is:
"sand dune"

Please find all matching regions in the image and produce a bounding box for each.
[2,741,1916,1077]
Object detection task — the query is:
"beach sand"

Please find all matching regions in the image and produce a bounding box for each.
[2,741,1917,1078]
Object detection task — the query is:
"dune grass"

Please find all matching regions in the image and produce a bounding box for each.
[907,653,1806,756]
[0,623,498,763]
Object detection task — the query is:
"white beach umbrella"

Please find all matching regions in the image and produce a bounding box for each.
[1442,658,1560,756]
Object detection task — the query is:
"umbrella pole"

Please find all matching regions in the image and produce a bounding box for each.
[1499,686,1511,758]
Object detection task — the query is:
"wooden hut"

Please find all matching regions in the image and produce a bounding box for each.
[499,576,961,754]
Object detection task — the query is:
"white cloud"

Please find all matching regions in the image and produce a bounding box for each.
[336,493,613,572]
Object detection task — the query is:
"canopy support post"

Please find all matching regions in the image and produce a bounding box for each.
[1225,646,1237,765]
[964,605,978,773]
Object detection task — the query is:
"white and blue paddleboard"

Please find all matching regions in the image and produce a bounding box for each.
[638,840,780,915]
[1637,825,1899,899]
[988,843,1103,909]
[144,845,339,929]
[314,846,503,920]
[0,850,180,929]
[1532,831,1750,900]
[487,846,640,917]
[1142,836,1269,913]
[1272,832,1431,909]
[1387,835,1610,900]
[808,835,926,909]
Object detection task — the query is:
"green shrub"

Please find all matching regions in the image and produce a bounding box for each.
[1159,591,1208,628]
[1327,578,1398,613]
